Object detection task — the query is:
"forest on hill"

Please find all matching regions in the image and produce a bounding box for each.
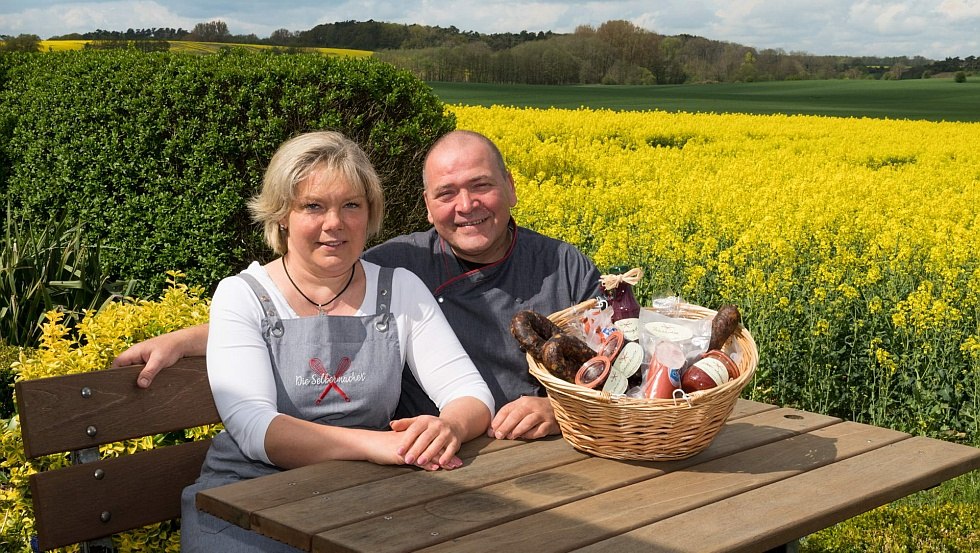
[6,18,979,85]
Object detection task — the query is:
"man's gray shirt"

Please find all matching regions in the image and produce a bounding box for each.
[363,222,601,416]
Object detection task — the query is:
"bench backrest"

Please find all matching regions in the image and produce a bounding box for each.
[15,356,219,551]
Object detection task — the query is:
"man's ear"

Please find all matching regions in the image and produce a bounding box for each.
[423,194,435,224]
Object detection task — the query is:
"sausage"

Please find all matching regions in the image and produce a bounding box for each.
[707,305,742,352]
[510,310,562,360]
[540,333,596,382]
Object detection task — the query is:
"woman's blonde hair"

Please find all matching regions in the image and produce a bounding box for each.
[248,131,384,255]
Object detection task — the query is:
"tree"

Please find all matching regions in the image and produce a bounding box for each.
[885,63,908,80]
[595,20,647,69]
[189,20,230,42]
[561,34,617,84]
[954,70,967,83]
[269,28,295,45]
[0,34,42,52]
[734,51,758,82]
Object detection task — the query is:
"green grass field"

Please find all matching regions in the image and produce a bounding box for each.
[429,78,980,122]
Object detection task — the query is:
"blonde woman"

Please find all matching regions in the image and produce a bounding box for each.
[180,131,493,552]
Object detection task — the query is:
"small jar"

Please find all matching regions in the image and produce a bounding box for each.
[681,350,739,392]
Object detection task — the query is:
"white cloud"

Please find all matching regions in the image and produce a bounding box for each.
[937,0,980,19]
[1,0,976,58]
[1,1,195,37]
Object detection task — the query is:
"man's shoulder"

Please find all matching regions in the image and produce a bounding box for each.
[516,225,593,262]
[362,230,436,269]
[365,229,437,259]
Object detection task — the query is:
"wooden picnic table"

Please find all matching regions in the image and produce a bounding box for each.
[196,399,980,552]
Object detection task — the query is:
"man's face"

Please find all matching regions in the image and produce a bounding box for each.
[423,137,518,264]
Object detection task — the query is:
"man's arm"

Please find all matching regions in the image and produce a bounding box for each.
[111,324,210,388]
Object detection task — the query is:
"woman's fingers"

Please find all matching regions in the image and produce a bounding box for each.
[390,416,461,469]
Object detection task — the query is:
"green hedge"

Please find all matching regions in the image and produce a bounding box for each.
[1,274,214,552]
[0,343,18,418]
[0,49,455,293]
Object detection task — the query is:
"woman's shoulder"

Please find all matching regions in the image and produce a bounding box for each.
[361,260,426,289]
[214,262,274,299]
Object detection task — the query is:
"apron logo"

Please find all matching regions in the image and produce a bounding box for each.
[310,356,351,404]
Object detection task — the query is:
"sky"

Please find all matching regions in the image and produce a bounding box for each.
[2,0,978,60]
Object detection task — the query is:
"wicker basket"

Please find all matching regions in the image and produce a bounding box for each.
[528,300,758,461]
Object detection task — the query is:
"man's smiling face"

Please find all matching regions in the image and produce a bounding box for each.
[423,134,517,264]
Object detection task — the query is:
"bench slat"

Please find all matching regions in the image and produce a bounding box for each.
[30,438,213,551]
[15,357,219,458]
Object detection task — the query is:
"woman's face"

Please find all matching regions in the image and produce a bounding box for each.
[282,166,369,277]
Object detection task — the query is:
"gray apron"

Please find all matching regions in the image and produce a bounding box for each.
[181,265,400,552]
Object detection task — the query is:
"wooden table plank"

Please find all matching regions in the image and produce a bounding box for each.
[197,399,775,529]
[253,437,589,550]
[196,435,517,528]
[728,398,779,420]
[311,407,842,553]
[412,421,907,553]
[579,436,980,553]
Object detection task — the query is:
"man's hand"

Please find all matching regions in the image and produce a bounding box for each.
[487,395,559,440]
[111,324,209,388]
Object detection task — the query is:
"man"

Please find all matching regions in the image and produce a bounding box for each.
[114,130,601,439]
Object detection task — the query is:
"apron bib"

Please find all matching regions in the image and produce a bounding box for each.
[196,265,400,481]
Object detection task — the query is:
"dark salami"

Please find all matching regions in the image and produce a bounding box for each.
[510,310,562,359]
[707,305,742,352]
[540,333,596,382]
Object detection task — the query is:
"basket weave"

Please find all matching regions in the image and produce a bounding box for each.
[529,299,758,461]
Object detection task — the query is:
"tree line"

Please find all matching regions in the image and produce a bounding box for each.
[373,20,977,84]
[4,19,978,84]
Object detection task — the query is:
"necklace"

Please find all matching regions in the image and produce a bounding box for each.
[282,256,355,315]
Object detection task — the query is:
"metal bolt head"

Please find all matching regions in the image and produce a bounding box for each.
[80,387,92,398]
[100,511,111,523]
[86,426,98,437]
[94,469,105,480]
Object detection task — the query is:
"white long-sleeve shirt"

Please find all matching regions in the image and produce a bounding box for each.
[206,260,495,464]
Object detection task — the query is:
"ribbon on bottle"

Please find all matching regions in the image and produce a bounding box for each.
[600,267,644,292]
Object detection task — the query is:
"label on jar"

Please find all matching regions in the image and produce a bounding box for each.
[692,356,731,386]
[601,369,628,396]
[615,318,640,341]
[644,321,694,342]
[602,341,643,395]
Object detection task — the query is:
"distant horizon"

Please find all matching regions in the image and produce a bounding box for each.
[2,1,978,60]
[27,25,973,63]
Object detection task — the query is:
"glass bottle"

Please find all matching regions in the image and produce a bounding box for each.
[601,266,644,390]
[603,266,642,341]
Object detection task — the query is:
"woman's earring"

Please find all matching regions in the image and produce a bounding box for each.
[279,224,287,231]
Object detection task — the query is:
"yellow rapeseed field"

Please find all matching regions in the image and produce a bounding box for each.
[450,105,980,441]
[36,39,372,57]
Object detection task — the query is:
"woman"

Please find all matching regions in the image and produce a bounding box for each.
[180,131,494,552]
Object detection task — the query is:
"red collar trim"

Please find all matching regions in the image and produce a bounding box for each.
[433,221,518,296]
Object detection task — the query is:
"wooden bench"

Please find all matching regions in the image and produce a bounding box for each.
[15,356,218,552]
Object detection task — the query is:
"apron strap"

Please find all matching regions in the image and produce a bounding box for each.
[375,266,394,332]
[237,273,285,338]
